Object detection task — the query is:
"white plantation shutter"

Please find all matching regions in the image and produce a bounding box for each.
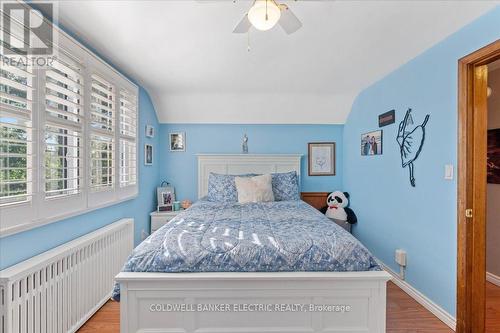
[91,134,114,190]
[0,30,34,206]
[90,74,115,191]
[91,74,114,132]
[119,89,137,187]
[119,139,136,187]
[44,53,84,198]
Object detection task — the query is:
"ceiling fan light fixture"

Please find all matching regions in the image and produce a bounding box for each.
[248,0,281,31]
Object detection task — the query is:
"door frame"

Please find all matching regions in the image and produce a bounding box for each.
[457,39,500,333]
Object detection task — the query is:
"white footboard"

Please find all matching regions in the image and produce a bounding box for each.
[116,271,391,333]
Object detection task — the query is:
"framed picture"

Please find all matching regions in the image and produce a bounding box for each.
[145,144,153,165]
[361,130,383,156]
[145,125,155,138]
[156,185,175,211]
[170,132,185,152]
[161,191,174,205]
[488,129,500,184]
[379,110,395,127]
[308,142,336,176]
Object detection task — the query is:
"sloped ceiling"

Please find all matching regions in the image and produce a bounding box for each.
[54,0,498,124]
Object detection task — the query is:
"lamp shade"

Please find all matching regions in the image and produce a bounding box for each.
[248,0,281,31]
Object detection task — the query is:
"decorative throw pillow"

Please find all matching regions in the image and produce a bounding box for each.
[206,173,257,202]
[271,171,300,201]
[235,174,275,204]
[206,173,238,202]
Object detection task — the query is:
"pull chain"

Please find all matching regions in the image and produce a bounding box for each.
[247,30,251,52]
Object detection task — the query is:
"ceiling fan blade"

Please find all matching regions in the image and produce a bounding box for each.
[233,14,252,34]
[278,4,302,34]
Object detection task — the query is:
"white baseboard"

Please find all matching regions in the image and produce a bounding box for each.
[380,263,456,331]
[487,271,500,287]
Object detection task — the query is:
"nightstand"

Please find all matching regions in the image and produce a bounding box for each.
[329,218,352,233]
[150,210,183,233]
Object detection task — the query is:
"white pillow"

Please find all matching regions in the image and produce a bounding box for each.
[234,174,275,204]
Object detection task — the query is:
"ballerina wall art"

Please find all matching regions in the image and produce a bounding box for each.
[396,109,430,187]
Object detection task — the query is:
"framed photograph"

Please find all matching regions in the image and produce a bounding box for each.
[308,142,336,176]
[161,191,174,205]
[145,144,153,165]
[170,132,185,152]
[156,186,175,211]
[488,129,500,184]
[145,125,155,138]
[361,130,383,156]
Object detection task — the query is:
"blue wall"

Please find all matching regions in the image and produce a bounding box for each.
[0,88,160,270]
[159,124,344,201]
[343,6,500,316]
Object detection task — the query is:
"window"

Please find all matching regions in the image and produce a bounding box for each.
[0,32,33,206]
[119,89,137,187]
[0,7,139,236]
[44,54,84,198]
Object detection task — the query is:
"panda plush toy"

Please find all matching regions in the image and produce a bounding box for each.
[321,191,358,224]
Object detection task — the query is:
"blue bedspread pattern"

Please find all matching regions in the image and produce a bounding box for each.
[112,200,380,300]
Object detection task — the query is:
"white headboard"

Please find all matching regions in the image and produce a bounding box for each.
[197,154,302,198]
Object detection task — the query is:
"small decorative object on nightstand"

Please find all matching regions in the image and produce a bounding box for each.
[150,210,183,234]
[157,181,175,212]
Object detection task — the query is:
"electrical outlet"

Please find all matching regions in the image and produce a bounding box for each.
[395,249,407,280]
[395,249,407,267]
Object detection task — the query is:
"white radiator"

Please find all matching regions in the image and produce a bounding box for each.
[0,218,134,333]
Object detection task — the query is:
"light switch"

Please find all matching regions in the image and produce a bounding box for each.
[445,164,454,180]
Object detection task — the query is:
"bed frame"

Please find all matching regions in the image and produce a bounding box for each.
[116,154,391,333]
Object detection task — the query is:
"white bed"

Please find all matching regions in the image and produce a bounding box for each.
[116,154,390,333]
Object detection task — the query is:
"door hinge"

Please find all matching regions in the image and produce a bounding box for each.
[465,209,473,218]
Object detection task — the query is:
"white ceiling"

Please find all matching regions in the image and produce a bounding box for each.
[54,0,498,124]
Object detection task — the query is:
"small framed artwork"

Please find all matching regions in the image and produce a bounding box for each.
[145,144,153,165]
[156,185,175,211]
[170,132,185,152]
[379,110,395,127]
[145,125,155,138]
[308,142,336,176]
[162,191,174,205]
[361,130,383,156]
[488,129,500,184]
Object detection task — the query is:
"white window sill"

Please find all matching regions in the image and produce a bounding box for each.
[0,194,138,238]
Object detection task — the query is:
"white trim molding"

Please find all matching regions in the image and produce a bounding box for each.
[380,263,456,331]
[487,271,500,287]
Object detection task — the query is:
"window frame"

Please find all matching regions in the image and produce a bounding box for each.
[0,9,139,237]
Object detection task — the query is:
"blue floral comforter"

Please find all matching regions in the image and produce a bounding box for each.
[112,200,380,301]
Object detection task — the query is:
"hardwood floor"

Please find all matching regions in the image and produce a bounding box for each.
[486,282,500,332]
[79,281,499,333]
[385,282,454,333]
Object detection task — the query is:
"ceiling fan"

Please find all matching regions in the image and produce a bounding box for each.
[233,0,302,34]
